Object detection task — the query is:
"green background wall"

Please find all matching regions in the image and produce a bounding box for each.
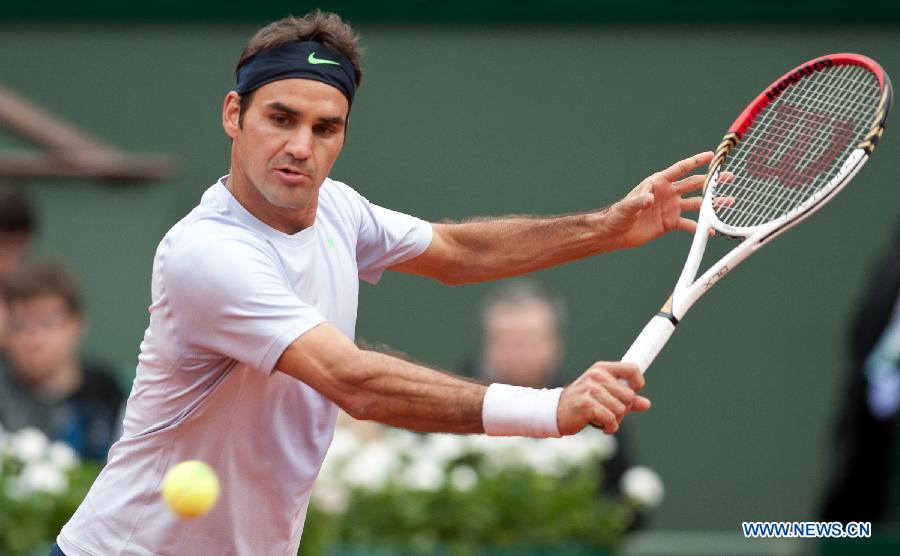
[1,21,897,533]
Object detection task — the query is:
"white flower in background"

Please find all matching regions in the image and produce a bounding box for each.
[523,440,565,476]
[462,433,495,456]
[312,481,349,514]
[386,429,419,453]
[621,465,664,508]
[340,441,398,490]
[328,428,361,463]
[449,465,478,491]
[592,433,617,460]
[405,433,466,470]
[47,441,78,471]
[5,477,28,500]
[401,458,444,492]
[479,436,531,472]
[9,427,48,463]
[416,434,466,467]
[319,428,360,482]
[19,460,69,495]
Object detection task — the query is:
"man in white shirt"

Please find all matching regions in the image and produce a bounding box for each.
[56,10,713,556]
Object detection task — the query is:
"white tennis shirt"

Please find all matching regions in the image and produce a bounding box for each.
[58,177,433,556]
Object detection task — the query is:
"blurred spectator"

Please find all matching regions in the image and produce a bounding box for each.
[463,279,565,387]
[460,279,639,510]
[820,221,900,523]
[0,260,123,460]
[0,185,36,347]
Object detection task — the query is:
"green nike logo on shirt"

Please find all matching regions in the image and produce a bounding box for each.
[308,52,340,65]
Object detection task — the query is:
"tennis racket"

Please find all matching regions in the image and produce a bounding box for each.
[621,53,892,374]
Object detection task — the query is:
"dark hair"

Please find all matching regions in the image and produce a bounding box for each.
[235,11,363,126]
[3,259,83,315]
[0,185,36,235]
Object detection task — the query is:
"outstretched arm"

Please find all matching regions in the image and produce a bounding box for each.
[390,151,713,285]
[276,323,650,435]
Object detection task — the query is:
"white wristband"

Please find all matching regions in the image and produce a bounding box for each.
[482,383,563,438]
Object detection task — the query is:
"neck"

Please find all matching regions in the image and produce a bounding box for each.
[225,168,318,235]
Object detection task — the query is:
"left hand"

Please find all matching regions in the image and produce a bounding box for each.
[598,151,714,250]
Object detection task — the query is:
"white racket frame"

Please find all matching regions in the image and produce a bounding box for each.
[621,147,869,373]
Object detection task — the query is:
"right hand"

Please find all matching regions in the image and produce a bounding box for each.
[557,362,651,435]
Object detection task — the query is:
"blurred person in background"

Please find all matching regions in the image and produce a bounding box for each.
[0,185,36,348]
[462,279,566,388]
[460,279,641,521]
[0,259,124,461]
[820,220,900,524]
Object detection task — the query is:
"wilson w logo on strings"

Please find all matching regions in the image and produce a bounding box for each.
[744,102,856,188]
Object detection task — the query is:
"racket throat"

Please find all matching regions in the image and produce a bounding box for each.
[657,295,680,325]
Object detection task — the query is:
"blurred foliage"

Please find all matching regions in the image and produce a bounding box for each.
[0,453,102,556]
[304,466,629,556]
[300,430,642,556]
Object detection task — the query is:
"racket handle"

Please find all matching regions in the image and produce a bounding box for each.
[621,315,676,374]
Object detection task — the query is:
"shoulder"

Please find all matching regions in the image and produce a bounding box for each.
[321,177,376,214]
[158,180,274,259]
[161,207,278,272]
[155,222,284,314]
[321,177,363,201]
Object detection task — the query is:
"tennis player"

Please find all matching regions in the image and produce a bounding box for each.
[54,11,712,555]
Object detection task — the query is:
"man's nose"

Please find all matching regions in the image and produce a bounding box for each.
[285,127,313,160]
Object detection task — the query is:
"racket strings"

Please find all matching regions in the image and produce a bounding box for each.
[714,64,881,229]
[718,65,878,227]
[722,65,876,226]
[740,66,875,218]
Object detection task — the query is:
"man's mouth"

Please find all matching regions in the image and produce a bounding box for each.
[274,166,309,184]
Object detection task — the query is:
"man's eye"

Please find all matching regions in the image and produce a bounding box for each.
[314,125,336,136]
[271,115,290,126]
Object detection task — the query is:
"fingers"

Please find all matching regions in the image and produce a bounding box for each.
[659,151,713,181]
[558,362,651,435]
[592,386,628,417]
[713,195,735,209]
[679,196,734,212]
[606,362,645,391]
[631,395,652,412]
[679,196,703,212]
[676,218,700,234]
[591,406,619,433]
[617,192,654,217]
[673,174,707,195]
[594,394,652,432]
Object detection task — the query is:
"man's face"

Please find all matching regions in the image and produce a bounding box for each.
[222,79,348,232]
[5,295,82,385]
[482,300,562,388]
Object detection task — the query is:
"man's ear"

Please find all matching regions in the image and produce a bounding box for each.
[222,91,242,139]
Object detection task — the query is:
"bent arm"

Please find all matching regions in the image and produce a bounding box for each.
[390,151,714,285]
[276,322,487,433]
[276,322,652,436]
[390,215,611,285]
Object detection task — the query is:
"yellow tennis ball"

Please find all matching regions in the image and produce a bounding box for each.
[161,460,220,519]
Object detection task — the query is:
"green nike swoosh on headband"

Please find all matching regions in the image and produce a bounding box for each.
[308,52,341,65]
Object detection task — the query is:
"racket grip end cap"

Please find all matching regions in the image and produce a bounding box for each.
[621,315,677,374]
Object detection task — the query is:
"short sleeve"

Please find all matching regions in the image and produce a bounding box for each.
[160,233,326,374]
[354,195,433,284]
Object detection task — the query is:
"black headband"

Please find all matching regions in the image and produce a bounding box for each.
[235,40,357,106]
